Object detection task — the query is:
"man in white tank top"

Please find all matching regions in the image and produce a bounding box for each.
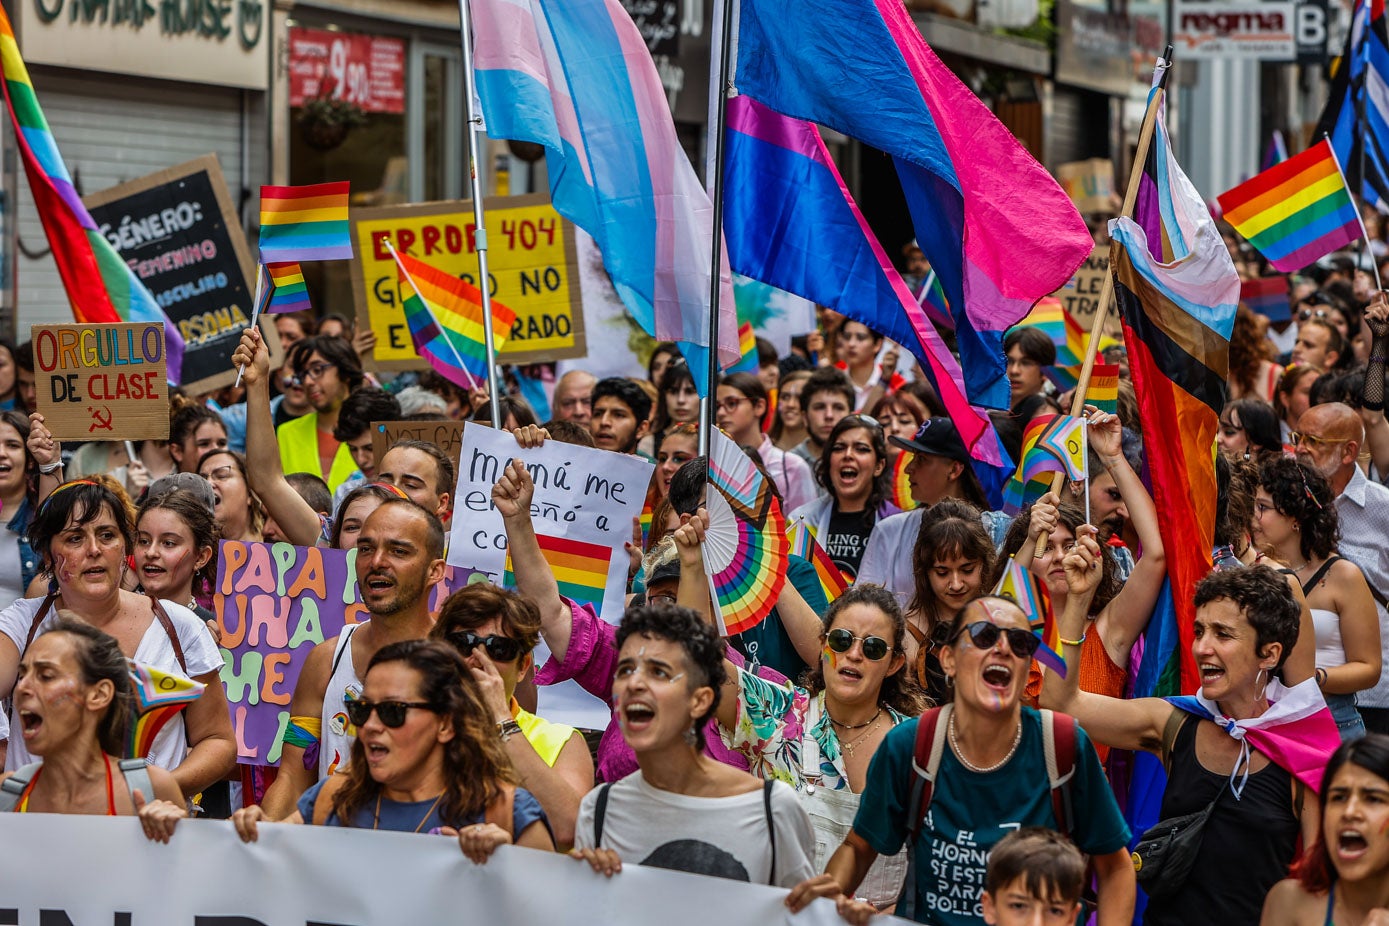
[255,498,447,819]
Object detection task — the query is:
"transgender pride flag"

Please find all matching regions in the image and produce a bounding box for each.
[470,0,739,394]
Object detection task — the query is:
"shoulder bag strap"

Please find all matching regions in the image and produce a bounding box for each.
[149,598,187,673]
[593,781,613,848]
[330,624,358,679]
[763,779,777,886]
[0,762,43,813]
[1299,556,1342,597]
[117,758,155,807]
[1160,708,1188,773]
[22,593,58,653]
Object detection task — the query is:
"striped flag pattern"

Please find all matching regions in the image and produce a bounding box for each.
[259,182,352,263]
[266,262,312,313]
[394,251,516,390]
[1316,0,1389,213]
[1217,140,1361,272]
[504,533,610,611]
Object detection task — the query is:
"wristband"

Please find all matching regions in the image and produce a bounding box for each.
[38,460,63,475]
[1058,634,1087,647]
[1315,667,1327,690]
[497,718,524,742]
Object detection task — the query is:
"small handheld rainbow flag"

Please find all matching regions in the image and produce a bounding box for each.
[259,182,353,263]
[786,517,848,604]
[393,249,517,390]
[891,451,919,511]
[504,532,610,611]
[1001,414,1087,513]
[1035,415,1087,482]
[1217,139,1362,272]
[126,660,205,760]
[266,262,311,314]
[991,556,1064,677]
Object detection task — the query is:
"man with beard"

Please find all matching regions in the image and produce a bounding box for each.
[1294,401,1389,734]
[276,335,366,492]
[254,498,447,819]
[590,377,651,455]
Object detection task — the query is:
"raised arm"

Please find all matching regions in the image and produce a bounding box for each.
[1088,410,1166,658]
[231,328,322,546]
[1039,526,1174,754]
[494,438,572,662]
[26,413,64,506]
[671,511,740,732]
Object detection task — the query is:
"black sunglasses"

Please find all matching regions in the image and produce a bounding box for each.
[954,621,1041,658]
[825,627,890,661]
[447,630,525,663]
[343,698,437,728]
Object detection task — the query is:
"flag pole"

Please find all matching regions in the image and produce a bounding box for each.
[457,0,503,429]
[1033,48,1171,555]
[1326,133,1384,290]
[233,263,267,388]
[384,239,485,393]
[700,0,737,457]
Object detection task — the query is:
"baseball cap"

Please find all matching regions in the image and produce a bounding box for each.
[889,417,969,464]
[145,472,216,514]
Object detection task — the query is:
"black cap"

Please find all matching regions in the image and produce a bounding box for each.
[889,417,969,464]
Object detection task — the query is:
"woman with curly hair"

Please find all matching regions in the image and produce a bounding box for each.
[1229,305,1284,402]
[1252,456,1381,740]
[906,499,996,704]
[231,640,555,863]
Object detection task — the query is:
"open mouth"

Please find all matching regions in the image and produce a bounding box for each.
[140,564,167,579]
[364,742,389,763]
[838,666,863,681]
[1199,663,1226,685]
[622,702,655,731]
[365,573,394,593]
[837,466,860,484]
[982,664,1013,690]
[1336,829,1369,857]
[18,710,42,739]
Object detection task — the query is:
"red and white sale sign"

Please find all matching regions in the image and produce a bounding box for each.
[289,28,406,114]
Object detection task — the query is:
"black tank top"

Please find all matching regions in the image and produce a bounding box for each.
[1144,716,1299,926]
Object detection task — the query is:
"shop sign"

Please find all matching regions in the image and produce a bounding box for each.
[289,27,406,114]
[84,155,285,394]
[1173,0,1297,60]
[351,195,587,371]
[19,0,267,89]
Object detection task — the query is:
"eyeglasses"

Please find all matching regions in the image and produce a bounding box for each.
[1298,308,1331,322]
[825,628,891,661]
[294,362,335,385]
[953,621,1042,658]
[1290,431,1348,449]
[716,396,750,413]
[202,465,237,483]
[342,698,437,728]
[646,592,678,606]
[446,630,525,663]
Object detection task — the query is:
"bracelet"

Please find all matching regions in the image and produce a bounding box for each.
[38,460,63,475]
[497,718,523,742]
[1058,634,1087,647]
[1315,667,1327,689]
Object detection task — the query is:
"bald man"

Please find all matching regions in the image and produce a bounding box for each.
[1295,402,1389,734]
[553,370,596,428]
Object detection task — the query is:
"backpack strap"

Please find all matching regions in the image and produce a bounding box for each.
[763,779,778,886]
[592,782,613,848]
[117,758,155,807]
[1040,710,1078,836]
[1160,707,1188,772]
[484,783,516,837]
[149,598,187,673]
[311,775,350,826]
[905,704,951,845]
[22,594,57,653]
[0,762,44,813]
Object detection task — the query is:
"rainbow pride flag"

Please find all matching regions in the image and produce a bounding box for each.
[0,7,184,381]
[126,660,204,760]
[393,250,516,390]
[259,182,352,262]
[1001,414,1083,513]
[504,532,609,611]
[1088,363,1120,414]
[266,262,311,313]
[786,517,847,604]
[725,321,759,373]
[1217,139,1361,272]
[891,451,918,511]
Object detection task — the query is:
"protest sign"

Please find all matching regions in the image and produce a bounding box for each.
[447,423,653,727]
[216,540,478,765]
[32,322,169,440]
[0,814,848,926]
[372,418,466,474]
[1056,158,1116,214]
[84,155,284,394]
[351,194,586,370]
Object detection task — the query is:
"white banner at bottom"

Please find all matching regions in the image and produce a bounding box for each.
[0,814,868,925]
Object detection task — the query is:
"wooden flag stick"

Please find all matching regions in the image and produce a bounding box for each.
[1032,70,1169,559]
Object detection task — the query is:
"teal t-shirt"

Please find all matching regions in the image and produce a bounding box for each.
[732,554,829,681]
[852,707,1130,925]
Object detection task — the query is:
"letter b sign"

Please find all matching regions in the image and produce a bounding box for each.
[1296,0,1329,63]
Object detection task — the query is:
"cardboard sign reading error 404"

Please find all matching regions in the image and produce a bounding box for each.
[34,323,169,440]
[350,194,586,370]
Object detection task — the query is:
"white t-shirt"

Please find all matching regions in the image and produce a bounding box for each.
[575,771,815,888]
[0,596,223,772]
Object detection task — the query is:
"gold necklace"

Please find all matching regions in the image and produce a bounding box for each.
[836,712,884,758]
[372,791,445,832]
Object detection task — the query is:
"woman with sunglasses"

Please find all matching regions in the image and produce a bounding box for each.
[0,479,234,800]
[196,449,264,544]
[232,640,555,861]
[1045,546,1333,926]
[1261,734,1389,926]
[671,513,924,908]
[429,584,593,850]
[1251,456,1381,741]
[788,415,900,582]
[791,594,1134,925]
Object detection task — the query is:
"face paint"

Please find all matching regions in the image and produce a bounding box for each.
[822,644,839,672]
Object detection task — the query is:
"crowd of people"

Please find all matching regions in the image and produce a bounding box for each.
[0,245,1388,925]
